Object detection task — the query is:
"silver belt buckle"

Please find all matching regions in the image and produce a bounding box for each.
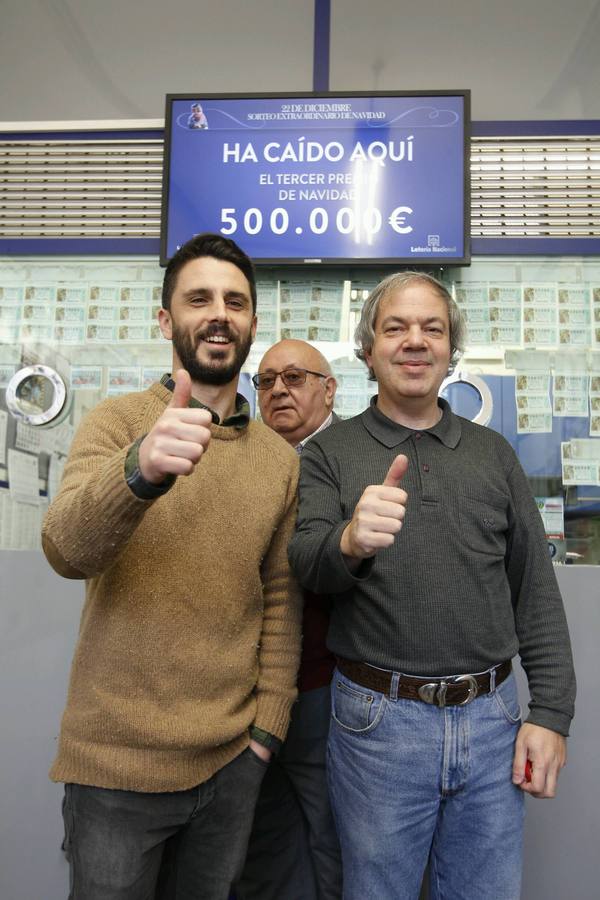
[418,673,479,707]
[452,673,479,705]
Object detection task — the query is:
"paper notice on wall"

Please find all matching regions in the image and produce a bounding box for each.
[57,285,87,304]
[38,420,74,457]
[553,351,589,417]
[107,367,141,394]
[535,496,564,540]
[71,367,103,390]
[47,454,66,502]
[522,284,558,346]
[54,325,86,344]
[0,285,24,302]
[552,367,589,417]
[489,285,521,304]
[490,286,522,344]
[280,280,313,305]
[557,285,592,346]
[0,409,7,466]
[523,325,558,346]
[513,372,551,433]
[467,324,492,344]
[462,306,490,345]
[7,449,40,505]
[278,276,344,342]
[553,389,589,417]
[569,438,600,460]
[15,421,42,454]
[256,279,278,309]
[561,441,600,485]
[119,285,152,304]
[589,396,600,436]
[89,284,119,303]
[330,358,375,419]
[455,283,488,304]
[589,354,600,436]
[142,368,165,390]
[506,350,552,372]
[488,284,522,345]
[523,284,557,306]
[592,287,600,345]
[20,323,53,342]
[515,389,550,411]
[0,364,15,387]
[86,325,118,343]
[455,283,490,344]
[506,350,553,434]
[119,304,152,322]
[118,325,151,342]
[87,302,118,323]
[516,411,553,433]
[55,305,86,324]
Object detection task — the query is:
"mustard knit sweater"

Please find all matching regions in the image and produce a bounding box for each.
[42,383,302,792]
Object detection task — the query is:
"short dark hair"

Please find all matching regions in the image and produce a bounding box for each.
[162,233,257,313]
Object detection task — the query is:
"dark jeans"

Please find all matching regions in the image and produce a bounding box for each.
[237,687,342,900]
[62,747,268,900]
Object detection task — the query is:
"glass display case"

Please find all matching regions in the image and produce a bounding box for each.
[1,253,598,563]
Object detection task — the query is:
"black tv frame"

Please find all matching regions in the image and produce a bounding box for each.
[160,90,471,267]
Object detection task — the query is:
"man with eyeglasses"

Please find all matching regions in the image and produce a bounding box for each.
[237,339,342,900]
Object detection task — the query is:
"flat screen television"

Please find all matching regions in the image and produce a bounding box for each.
[160,91,470,266]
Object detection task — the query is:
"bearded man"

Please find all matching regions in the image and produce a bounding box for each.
[42,233,302,900]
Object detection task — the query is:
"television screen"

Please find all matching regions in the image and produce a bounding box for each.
[161,91,470,266]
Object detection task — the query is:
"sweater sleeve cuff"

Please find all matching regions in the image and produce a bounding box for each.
[125,437,177,500]
[525,707,572,737]
[253,693,296,742]
[249,725,282,755]
[321,521,376,589]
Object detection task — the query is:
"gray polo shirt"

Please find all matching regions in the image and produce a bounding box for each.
[288,397,575,735]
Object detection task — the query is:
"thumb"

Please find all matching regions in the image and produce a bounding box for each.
[382,454,409,487]
[169,369,192,409]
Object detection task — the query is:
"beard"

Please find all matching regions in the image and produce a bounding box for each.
[171,321,253,386]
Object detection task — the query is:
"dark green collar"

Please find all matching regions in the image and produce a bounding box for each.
[361,396,461,449]
[160,374,250,428]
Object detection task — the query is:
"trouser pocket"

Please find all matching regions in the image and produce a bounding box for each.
[61,784,74,857]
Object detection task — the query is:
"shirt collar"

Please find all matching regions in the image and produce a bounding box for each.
[361,396,461,449]
[295,411,334,453]
[160,373,250,428]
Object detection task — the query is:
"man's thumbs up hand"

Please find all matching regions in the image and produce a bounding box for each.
[168,368,193,409]
[138,369,213,484]
[340,454,409,563]
[382,454,409,488]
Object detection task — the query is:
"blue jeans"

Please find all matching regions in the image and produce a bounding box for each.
[62,747,268,900]
[327,668,525,900]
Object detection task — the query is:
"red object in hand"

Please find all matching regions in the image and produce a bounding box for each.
[525,760,533,782]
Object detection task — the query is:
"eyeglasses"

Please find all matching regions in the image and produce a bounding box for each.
[252,367,327,391]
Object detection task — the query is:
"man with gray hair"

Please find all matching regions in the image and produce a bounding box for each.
[289,272,575,900]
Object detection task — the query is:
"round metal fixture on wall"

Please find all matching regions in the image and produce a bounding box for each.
[5,365,68,426]
[440,370,493,427]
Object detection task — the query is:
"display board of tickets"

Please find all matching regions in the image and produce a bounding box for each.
[1,254,600,556]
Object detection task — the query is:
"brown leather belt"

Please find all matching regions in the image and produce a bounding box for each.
[336,658,511,708]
